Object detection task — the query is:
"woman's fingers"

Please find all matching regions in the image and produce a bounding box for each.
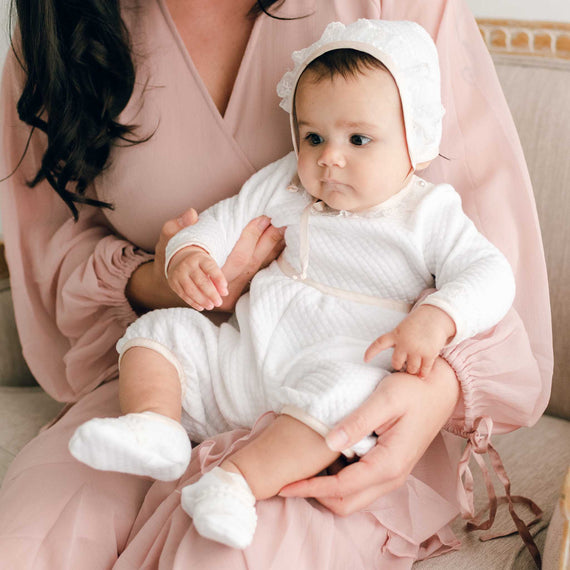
[213,217,284,312]
[159,209,199,248]
[282,363,460,515]
[223,217,285,282]
[280,443,409,514]
[280,447,380,498]
[324,385,401,453]
[314,485,384,517]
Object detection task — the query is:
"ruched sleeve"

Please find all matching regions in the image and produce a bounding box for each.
[0,49,153,402]
[381,0,553,434]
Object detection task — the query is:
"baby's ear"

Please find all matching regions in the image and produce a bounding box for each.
[414,160,433,171]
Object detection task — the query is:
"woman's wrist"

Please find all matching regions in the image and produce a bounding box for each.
[126,260,185,314]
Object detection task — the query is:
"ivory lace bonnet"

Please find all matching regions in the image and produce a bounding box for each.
[277,19,445,168]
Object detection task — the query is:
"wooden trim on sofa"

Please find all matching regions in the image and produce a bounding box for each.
[477,19,570,60]
[0,243,8,280]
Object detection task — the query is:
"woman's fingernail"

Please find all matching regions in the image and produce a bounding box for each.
[257,217,271,230]
[326,429,348,452]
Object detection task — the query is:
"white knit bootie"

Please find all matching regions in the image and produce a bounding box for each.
[68,411,191,481]
[181,467,257,549]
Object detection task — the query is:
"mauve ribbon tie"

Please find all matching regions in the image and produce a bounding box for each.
[457,416,543,568]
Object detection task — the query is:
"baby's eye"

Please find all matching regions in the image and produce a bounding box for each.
[304,133,324,146]
[350,134,371,146]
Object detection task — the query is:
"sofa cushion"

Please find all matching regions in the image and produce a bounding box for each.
[414,414,570,568]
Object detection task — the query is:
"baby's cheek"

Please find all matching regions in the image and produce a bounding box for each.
[296,153,312,185]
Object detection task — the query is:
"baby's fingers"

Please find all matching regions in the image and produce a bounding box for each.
[364,334,395,362]
[391,348,407,371]
[175,269,221,311]
[172,276,208,311]
[419,356,437,379]
[405,354,422,376]
[200,258,228,302]
[190,267,224,309]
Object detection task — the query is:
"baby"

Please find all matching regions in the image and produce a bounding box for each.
[69,20,515,549]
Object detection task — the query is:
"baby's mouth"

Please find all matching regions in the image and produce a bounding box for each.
[320,179,351,193]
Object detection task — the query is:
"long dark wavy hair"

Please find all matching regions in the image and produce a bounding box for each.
[7,0,291,220]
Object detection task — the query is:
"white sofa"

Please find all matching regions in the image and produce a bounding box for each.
[1,19,569,569]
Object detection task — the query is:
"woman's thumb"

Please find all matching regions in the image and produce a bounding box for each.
[177,208,198,227]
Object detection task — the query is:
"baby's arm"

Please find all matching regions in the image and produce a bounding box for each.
[365,183,515,378]
[165,153,297,276]
[167,245,228,311]
[364,305,456,378]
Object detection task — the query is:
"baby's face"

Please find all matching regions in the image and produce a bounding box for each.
[295,67,412,212]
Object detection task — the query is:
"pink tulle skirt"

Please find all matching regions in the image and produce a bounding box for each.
[0,380,460,569]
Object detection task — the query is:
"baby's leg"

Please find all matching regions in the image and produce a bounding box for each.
[221,414,339,499]
[181,414,340,548]
[118,346,182,420]
[69,347,191,481]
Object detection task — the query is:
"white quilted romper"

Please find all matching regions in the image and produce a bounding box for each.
[118,152,515,450]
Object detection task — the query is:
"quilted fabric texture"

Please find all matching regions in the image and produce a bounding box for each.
[149,152,514,442]
[276,19,445,167]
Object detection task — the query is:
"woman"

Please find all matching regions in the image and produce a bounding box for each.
[0,0,551,567]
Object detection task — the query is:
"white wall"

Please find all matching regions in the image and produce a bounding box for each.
[466,0,570,22]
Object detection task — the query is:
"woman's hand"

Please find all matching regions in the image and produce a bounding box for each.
[279,358,460,516]
[126,209,285,313]
[216,215,286,312]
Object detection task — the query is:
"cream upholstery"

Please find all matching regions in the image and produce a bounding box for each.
[495,55,570,421]
[0,22,569,568]
[415,40,570,569]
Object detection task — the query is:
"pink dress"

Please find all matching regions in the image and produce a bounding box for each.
[0,0,552,568]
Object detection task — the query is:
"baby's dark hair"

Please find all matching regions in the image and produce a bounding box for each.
[302,48,388,83]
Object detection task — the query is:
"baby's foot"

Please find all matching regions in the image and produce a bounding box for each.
[68,411,191,481]
[181,467,257,549]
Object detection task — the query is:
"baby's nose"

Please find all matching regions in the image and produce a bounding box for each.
[317,144,346,168]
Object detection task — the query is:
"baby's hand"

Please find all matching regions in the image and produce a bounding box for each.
[167,246,228,311]
[364,305,456,378]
